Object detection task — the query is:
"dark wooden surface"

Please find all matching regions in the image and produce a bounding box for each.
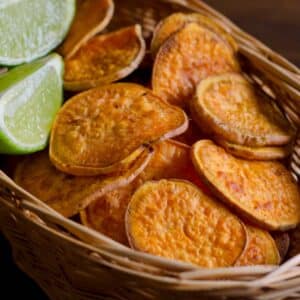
[1,1,299,299]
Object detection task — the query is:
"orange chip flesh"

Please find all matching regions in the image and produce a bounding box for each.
[192,140,300,230]
[58,0,114,59]
[235,225,280,266]
[50,83,188,176]
[64,25,146,91]
[81,140,210,245]
[152,22,239,108]
[14,149,152,218]
[151,13,237,56]
[191,73,295,147]
[126,179,247,267]
[216,139,292,161]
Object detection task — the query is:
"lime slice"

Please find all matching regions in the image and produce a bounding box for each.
[0,54,64,154]
[0,0,75,66]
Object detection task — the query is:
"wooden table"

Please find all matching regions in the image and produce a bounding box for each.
[1,0,299,299]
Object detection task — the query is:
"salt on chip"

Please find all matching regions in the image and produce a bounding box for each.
[58,0,114,59]
[64,25,146,91]
[15,149,152,217]
[50,83,188,176]
[81,140,209,245]
[152,22,239,108]
[126,179,247,267]
[192,140,300,230]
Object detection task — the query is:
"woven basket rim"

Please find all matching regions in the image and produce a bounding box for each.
[1,0,300,298]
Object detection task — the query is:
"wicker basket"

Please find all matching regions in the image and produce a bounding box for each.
[1,0,300,299]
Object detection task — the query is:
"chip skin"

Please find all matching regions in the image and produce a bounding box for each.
[235,225,280,266]
[191,140,300,230]
[14,149,152,218]
[50,83,188,176]
[216,139,292,161]
[81,140,210,245]
[151,12,237,56]
[126,179,247,267]
[191,73,295,147]
[58,0,114,59]
[152,23,239,108]
[64,25,146,91]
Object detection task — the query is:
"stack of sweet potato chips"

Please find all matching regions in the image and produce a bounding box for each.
[14,0,300,268]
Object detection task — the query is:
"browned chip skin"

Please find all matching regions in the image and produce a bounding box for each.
[152,23,239,108]
[235,225,280,266]
[50,83,188,176]
[192,140,300,230]
[126,179,247,267]
[151,13,237,56]
[58,0,114,59]
[216,139,292,161]
[191,73,295,146]
[81,140,210,245]
[14,149,152,218]
[64,25,146,91]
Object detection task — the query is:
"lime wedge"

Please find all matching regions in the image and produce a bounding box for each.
[0,54,64,154]
[0,0,75,66]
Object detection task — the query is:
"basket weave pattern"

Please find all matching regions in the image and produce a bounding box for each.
[0,1,300,299]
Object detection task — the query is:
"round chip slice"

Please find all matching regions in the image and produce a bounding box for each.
[126,179,247,267]
[151,13,237,56]
[191,73,295,146]
[235,225,280,266]
[64,25,146,91]
[192,140,300,230]
[81,140,210,245]
[152,22,239,108]
[14,149,152,217]
[50,83,188,176]
[216,139,292,161]
[58,0,114,59]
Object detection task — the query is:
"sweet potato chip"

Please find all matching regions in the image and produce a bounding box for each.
[152,23,239,108]
[151,13,237,56]
[64,25,146,91]
[191,73,295,146]
[81,140,210,245]
[235,226,280,266]
[58,0,114,59]
[14,149,152,217]
[272,232,290,262]
[217,139,291,161]
[50,83,188,176]
[192,140,300,230]
[126,179,247,267]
